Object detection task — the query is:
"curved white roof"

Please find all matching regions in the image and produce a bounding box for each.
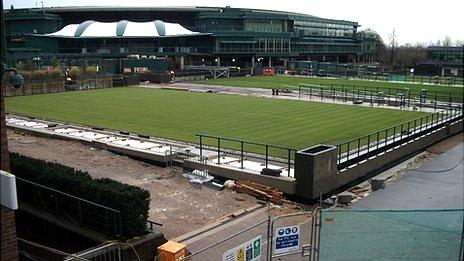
[81,22,118,37]
[124,21,160,37]
[47,20,200,38]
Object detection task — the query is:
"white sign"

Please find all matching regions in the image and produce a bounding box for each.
[1,170,18,210]
[223,235,261,261]
[274,225,300,254]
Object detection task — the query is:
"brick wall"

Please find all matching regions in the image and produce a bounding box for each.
[1,206,19,261]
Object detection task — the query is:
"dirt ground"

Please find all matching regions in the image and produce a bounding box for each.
[7,130,261,239]
[7,129,462,239]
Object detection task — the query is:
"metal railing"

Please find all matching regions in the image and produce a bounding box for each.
[336,109,463,169]
[298,83,464,106]
[65,243,121,261]
[278,70,464,86]
[16,177,122,238]
[196,134,297,177]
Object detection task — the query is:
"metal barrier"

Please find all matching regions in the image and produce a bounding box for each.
[336,109,463,169]
[196,134,297,177]
[298,83,464,107]
[268,208,320,260]
[317,209,464,260]
[4,76,114,97]
[180,218,270,261]
[17,237,91,261]
[277,70,464,86]
[65,243,121,261]
[173,207,323,261]
[16,177,122,238]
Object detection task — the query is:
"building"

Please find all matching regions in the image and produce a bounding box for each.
[414,46,464,77]
[5,6,377,74]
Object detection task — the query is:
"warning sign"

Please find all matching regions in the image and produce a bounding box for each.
[223,235,261,261]
[274,225,300,254]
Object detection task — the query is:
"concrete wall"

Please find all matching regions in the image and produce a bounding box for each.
[294,145,337,199]
[309,120,463,199]
[183,160,296,194]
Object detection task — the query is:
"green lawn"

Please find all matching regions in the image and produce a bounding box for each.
[6,87,428,151]
[195,75,464,96]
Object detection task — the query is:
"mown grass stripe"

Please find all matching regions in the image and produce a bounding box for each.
[6,87,428,151]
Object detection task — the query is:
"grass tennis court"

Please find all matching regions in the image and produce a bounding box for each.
[196,75,464,96]
[6,87,428,150]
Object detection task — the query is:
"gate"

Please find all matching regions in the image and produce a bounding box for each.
[269,208,320,261]
[179,215,271,260]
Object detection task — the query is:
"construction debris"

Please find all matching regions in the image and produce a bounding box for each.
[183,169,214,187]
[234,180,284,205]
[223,180,236,189]
[337,192,355,204]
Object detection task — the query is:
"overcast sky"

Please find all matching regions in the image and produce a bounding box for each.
[5,0,464,45]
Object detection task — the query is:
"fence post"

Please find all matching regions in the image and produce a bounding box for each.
[199,135,203,160]
[338,146,341,165]
[287,149,291,177]
[449,93,452,109]
[367,135,371,154]
[384,129,388,148]
[217,138,221,165]
[241,141,244,169]
[265,145,269,168]
[347,142,350,161]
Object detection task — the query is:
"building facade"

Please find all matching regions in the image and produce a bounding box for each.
[5,6,377,73]
[414,46,463,77]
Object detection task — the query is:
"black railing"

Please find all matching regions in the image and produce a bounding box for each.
[196,134,297,177]
[298,83,464,107]
[16,177,122,238]
[278,70,464,86]
[336,109,463,169]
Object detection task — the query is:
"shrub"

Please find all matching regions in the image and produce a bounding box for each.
[9,152,151,237]
[47,68,63,80]
[18,70,32,81]
[85,66,97,77]
[31,70,46,81]
[69,66,82,79]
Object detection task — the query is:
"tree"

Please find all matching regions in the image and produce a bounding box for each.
[389,28,396,66]
[443,36,452,46]
[455,39,464,47]
[358,28,388,63]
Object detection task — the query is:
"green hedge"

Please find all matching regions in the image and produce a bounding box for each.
[9,152,150,238]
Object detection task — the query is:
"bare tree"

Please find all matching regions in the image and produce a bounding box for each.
[388,28,396,66]
[455,39,464,47]
[443,36,452,46]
